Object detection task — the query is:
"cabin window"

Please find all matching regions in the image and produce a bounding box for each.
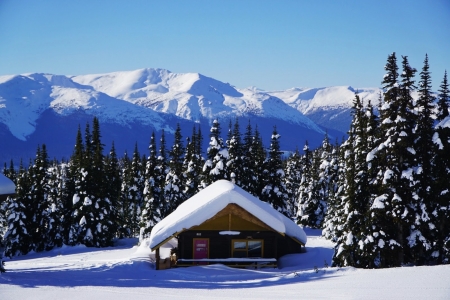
[232,239,263,258]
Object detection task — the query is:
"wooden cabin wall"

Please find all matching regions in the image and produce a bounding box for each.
[178,230,299,260]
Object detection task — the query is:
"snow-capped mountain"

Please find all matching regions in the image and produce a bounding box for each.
[0,68,367,165]
[72,69,323,133]
[268,86,382,133]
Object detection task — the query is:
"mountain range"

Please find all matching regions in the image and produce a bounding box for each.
[0,68,382,166]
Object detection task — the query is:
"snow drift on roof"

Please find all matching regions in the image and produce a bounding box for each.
[149,180,307,249]
[0,173,15,195]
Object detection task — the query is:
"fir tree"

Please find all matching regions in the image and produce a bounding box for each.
[240,120,255,193]
[201,119,227,188]
[3,163,32,257]
[226,119,243,186]
[165,124,185,215]
[45,161,64,250]
[284,148,302,218]
[366,54,418,267]
[333,94,372,267]
[154,130,169,218]
[140,133,159,239]
[250,125,266,198]
[29,144,50,252]
[411,54,436,264]
[182,126,200,200]
[297,142,324,228]
[436,70,449,122]
[260,127,288,216]
[432,71,450,264]
[104,142,121,237]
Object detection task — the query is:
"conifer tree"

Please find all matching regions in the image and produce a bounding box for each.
[122,144,144,237]
[284,148,302,218]
[260,127,288,216]
[297,142,324,228]
[45,161,64,250]
[240,121,255,193]
[323,139,346,243]
[201,119,227,188]
[29,144,50,252]
[182,127,199,199]
[141,133,159,239]
[104,142,121,237]
[226,119,243,186]
[165,124,185,214]
[3,163,32,257]
[366,54,418,267]
[155,130,169,218]
[69,119,114,247]
[250,125,266,198]
[333,94,373,267]
[436,70,449,122]
[411,54,436,264]
[432,71,450,264]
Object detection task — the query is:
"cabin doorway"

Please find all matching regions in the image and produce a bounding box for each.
[193,238,209,263]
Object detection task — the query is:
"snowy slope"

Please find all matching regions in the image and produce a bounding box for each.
[1,229,449,299]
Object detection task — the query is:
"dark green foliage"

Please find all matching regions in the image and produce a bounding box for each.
[260,127,288,216]
[284,148,302,218]
[3,164,32,257]
[436,70,449,122]
[165,124,185,215]
[201,119,227,188]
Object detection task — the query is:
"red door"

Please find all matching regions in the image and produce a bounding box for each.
[193,238,209,262]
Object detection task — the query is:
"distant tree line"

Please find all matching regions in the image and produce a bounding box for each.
[1,52,449,269]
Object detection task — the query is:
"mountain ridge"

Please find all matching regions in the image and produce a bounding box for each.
[0,68,372,165]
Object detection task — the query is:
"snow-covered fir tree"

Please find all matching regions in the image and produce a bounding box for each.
[181,126,200,200]
[155,130,169,218]
[333,94,373,267]
[284,148,302,218]
[68,119,115,247]
[411,54,436,264]
[44,161,64,250]
[3,163,32,257]
[297,138,328,228]
[366,54,419,267]
[201,119,227,188]
[140,132,159,239]
[165,124,185,215]
[120,144,144,237]
[226,119,243,186]
[249,125,266,198]
[260,127,288,216]
[28,144,51,252]
[104,142,121,238]
[240,121,259,196]
[432,70,450,264]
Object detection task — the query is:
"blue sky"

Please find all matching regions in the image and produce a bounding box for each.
[0,0,449,90]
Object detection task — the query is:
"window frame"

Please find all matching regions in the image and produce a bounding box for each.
[231,239,264,258]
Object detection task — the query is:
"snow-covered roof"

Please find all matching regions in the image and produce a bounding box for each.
[0,173,15,195]
[149,180,307,249]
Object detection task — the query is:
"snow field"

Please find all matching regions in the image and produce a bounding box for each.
[1,229,449,299]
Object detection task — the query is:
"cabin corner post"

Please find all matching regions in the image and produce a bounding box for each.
[155,247,160,270]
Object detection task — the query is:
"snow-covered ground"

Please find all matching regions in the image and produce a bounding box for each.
[1,228,449,299]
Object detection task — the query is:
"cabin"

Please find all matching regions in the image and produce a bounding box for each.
[149,180,307,269]
[0,173,15,203]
